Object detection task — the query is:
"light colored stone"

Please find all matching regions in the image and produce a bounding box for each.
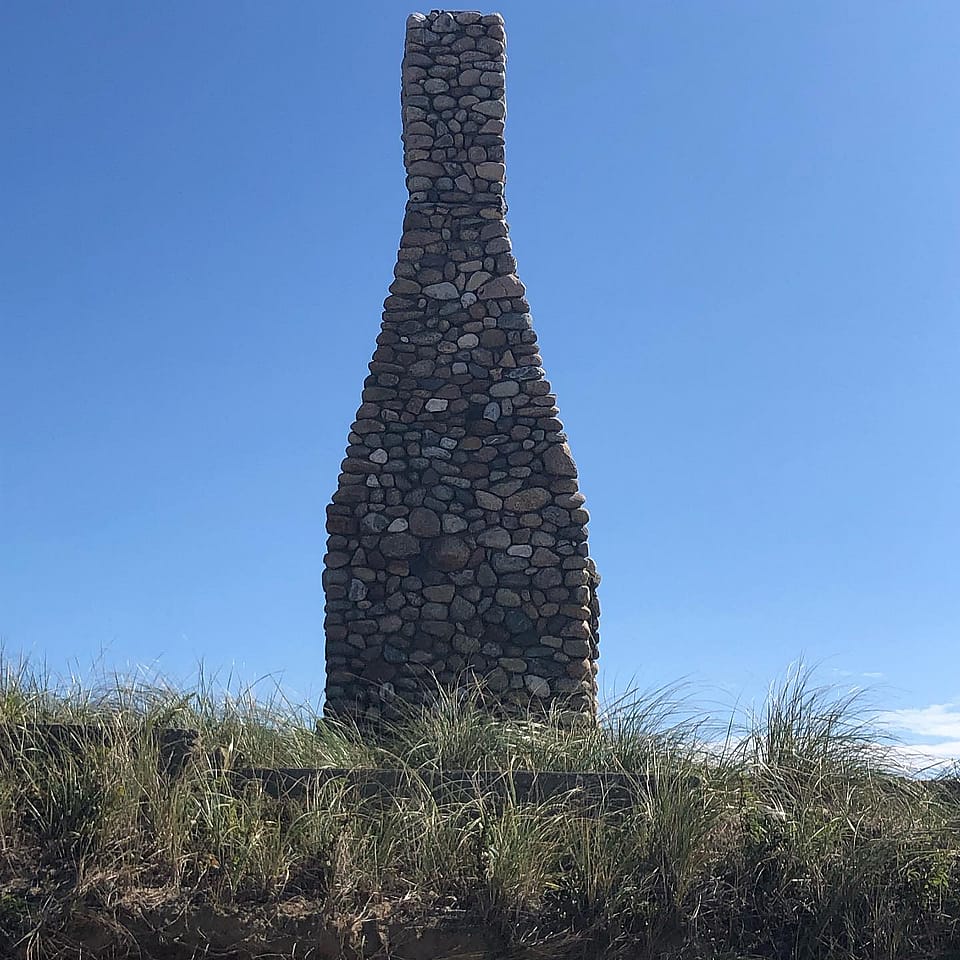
[476,161,505,180]
[369,448,389,464]
[423,282,460,300]
[465,271,491,291]
[425,398,448,412]
[489,380,519,398]
[457,333,479,348]
[475,100,506,119]
[387,517,409,532]
[506,544,533,557]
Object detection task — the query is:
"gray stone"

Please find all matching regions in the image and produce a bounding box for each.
[476,161,505,180]
[423,282,460,300]
[504,487,551,512]
[563,638,592,658]
[495,588,521,607]
[489,380,519,398]
[429,535,471,571]
[477,527,511,549]
[475,490,503,510]
[453,634,481,654]
[506,544,533,557]
[450,595,476,621]
[524,675,550,698]
[478,274,524,299]
[474,100,506,118]
[409,507,441,537]
[543,442,578,477]
[348,579,368,601]
[441,514,468,533]
[380,533,420,559]
[531,547,560,566]
[491,553,527,574]
[423,584,455,603]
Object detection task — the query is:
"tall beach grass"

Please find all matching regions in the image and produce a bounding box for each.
[0,655,956,958]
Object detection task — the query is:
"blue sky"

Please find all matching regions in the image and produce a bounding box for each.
[2,2,958,756]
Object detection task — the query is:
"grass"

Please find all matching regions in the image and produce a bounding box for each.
[0,657,957,958]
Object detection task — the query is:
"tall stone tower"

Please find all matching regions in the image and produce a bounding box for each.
[323,10,600,720]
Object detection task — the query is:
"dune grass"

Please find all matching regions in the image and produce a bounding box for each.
[0,657,957,958]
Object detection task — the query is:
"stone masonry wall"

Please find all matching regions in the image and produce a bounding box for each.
[323,10,600,721]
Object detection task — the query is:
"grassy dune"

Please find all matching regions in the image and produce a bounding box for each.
[0,659,957,959]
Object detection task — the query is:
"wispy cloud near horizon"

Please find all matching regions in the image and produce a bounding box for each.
[881,703,960,740]
[881,703,960,771]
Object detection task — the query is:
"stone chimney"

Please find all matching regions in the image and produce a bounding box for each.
[323,11,600,721]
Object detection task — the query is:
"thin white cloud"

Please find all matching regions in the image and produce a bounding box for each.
[889,743,960,776]
[826,667,886,682]
[880,703,960,740]
[878,703,960,773]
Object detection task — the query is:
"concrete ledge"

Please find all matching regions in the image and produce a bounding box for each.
[232,766,650,811]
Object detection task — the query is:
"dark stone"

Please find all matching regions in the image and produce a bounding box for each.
[381,533,421,559]
[429,535,471,571]
[409,506,441,537]
[504,609,534,634]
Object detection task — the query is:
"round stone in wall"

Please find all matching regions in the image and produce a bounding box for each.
[429,535,471,571]
[409,506,441,537]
